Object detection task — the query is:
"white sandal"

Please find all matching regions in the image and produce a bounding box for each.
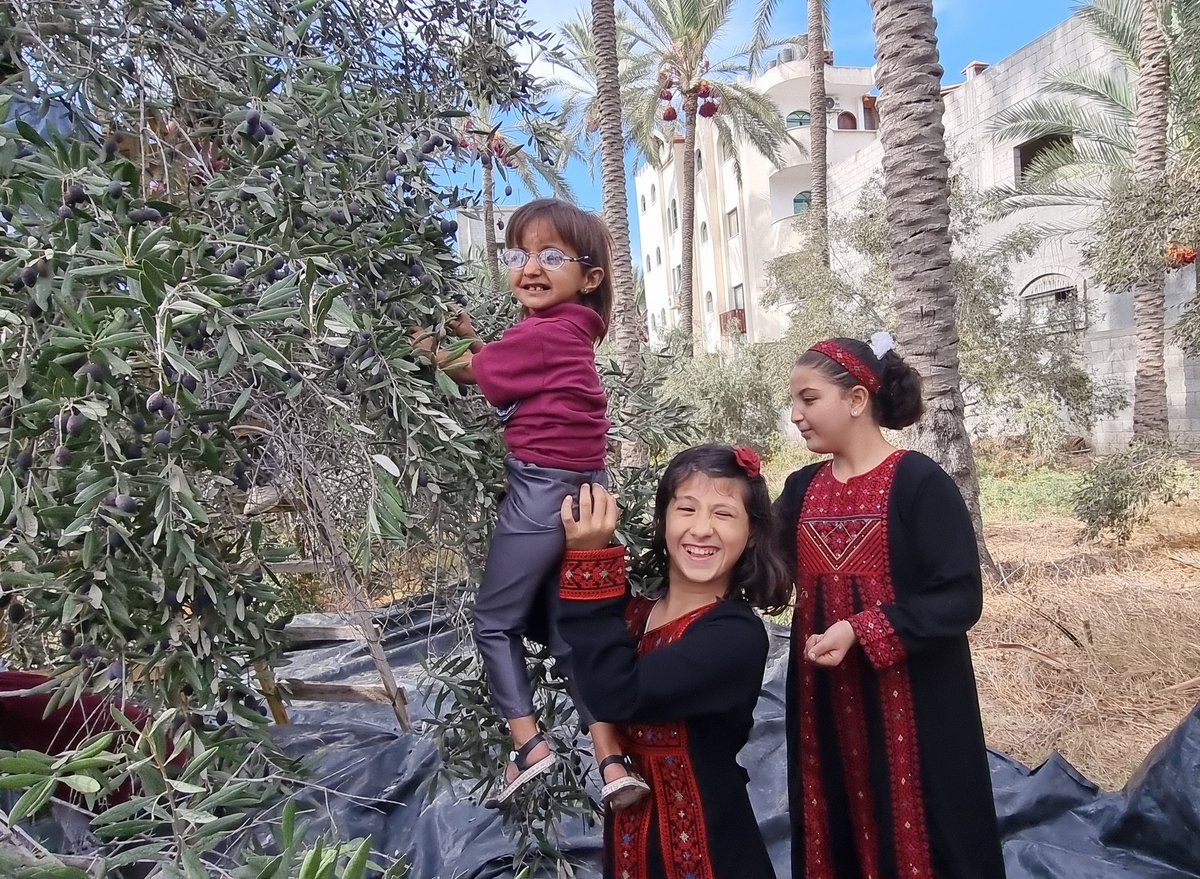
[483,732,556,809]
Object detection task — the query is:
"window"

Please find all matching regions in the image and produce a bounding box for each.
[695,149,703,171]
[640,195,646,213]
[705,291,714,313]
[672,265,682,293]
[1015,135,1072,181]
[700,222,708,243]
[646,255,652,273]
[837,111,858,130]
[650,184,657,204]
[731,283,745,309]
[669,199,678,232]
[1020,274,1086,334]
[726,208,739,238]
[655,247,661,266]
[659,308,667,328]
[793,191,812,214]
[786,110,811,129]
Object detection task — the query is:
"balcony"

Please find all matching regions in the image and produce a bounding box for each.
[719,308,747,336]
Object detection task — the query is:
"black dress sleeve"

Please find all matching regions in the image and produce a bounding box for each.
[558,547,769,725]
[848,454,984,670]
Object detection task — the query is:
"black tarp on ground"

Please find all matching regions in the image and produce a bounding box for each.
[268,598,1200,879]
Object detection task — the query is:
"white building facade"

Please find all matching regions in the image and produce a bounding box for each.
[635,18,1200,452]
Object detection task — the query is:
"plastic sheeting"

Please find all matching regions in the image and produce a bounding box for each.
[270,598,1200,878]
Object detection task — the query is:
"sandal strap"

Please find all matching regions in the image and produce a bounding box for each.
[511,733,548,770]
[598,754,632,772]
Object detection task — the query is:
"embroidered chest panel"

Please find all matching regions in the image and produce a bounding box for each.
[613,598,715,879]
[798,452,902,579]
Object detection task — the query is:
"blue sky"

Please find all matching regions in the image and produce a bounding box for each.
[488,0,1081,255]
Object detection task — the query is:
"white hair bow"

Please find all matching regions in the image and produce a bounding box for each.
[868,331,895,360]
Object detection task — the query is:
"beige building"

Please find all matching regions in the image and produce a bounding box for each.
[637,48,879,350]
[635,18,1200,451]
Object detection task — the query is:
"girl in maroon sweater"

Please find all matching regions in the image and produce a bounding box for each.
[414,199,649,810]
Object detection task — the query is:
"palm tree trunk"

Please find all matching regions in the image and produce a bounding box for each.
[808,0,829,265]
[1131,0,1170,439]
[678,92,698,355]
[868,0,996,575]
[482,159,503,294]
[592,0,647,466]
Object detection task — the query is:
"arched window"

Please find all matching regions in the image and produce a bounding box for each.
[640,195,646,213]
[837,111,858,130]
[659,308,667,328]
[646,255,652,273]
[699,222,709,243]
[695,149,703,171]
[705,291,714,313]
[650,184,657,204]
[655,247,661,266]
[669,199,678,232]
[793,191,812,214]
[786,110,811,129]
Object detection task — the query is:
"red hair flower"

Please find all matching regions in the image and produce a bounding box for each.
[733,446,761,479]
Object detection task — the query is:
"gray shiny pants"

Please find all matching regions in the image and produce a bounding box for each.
[472,456,606,727]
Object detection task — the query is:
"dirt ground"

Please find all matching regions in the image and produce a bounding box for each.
[974,499,1200,789]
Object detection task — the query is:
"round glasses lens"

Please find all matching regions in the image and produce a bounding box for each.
[539,249,566,269]
[500,249,526,269]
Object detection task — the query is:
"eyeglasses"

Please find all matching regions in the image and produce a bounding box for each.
[499,248,591,271]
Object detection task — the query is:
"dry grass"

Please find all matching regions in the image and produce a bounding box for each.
[974,499,1200,789]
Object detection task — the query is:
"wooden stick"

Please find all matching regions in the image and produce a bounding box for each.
[284,624,366,644]
[278,680,393,704]
[298,460,411,731]
[253,661,290,726]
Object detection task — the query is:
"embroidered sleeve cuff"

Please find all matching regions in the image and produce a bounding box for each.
[849,608,906,671]
[560,546,627,601]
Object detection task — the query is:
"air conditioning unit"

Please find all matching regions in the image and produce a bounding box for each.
[825,96,842,111]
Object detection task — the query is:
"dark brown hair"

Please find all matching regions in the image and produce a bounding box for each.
[795,337,925,430]
[650,444,793,614]
[505,198,614,338]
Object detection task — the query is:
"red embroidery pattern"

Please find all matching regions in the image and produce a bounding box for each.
[849,607,906,670]
[793,451,934,879]
[611,598,716,879]
[810,340,881,392]
[561,546,626,601]
[822,567,882,878]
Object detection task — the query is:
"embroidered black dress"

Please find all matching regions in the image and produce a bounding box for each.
[776,450,1005,879]
[557,546,776,879]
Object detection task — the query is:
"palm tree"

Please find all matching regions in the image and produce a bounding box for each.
[464,100,575,293]
[750,0,831,262]
[589,0,650,464]
[989,0,1195,224]
[624,0,793,354]
[989,0,1193,438]
[868,0,995,571]
[1130,0,1170,437]
[807,0,831,264]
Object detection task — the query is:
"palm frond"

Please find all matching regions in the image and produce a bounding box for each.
[989,97,1137,154]
[1074,0,1142,67]
[747,0,785,70]
[1041,67,1136,117]
[990,177,1113,214]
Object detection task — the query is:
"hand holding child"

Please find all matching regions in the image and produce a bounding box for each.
[560,483,618,551]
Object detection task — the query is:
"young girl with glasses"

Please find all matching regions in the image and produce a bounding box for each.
[412,198,649,811]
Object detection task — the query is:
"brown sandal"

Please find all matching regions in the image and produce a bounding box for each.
[599,754,650,811]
